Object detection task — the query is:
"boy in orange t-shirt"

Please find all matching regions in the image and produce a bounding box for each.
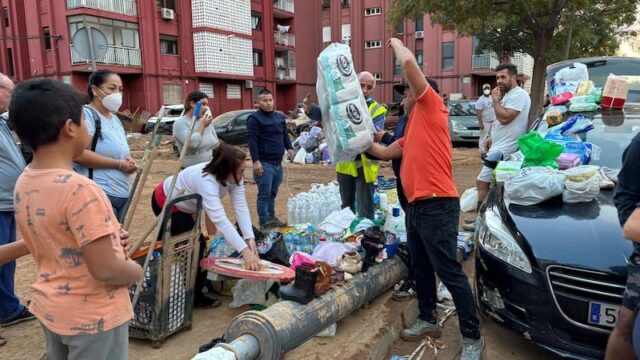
[368,39,483,359]
[9,79,143,360]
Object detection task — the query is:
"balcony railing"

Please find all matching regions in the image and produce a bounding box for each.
[472,53,500,70]
[67,0,138,16]
[273,0,294,13]
[276,67,296,81]
[274,31,295,47]
[71,45,142,67]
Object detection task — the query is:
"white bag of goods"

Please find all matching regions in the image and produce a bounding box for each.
[504,167,565,206]
[316,43,375,163]
[495,161,524,183]
[460,188,478,213]
[561,165,601,203]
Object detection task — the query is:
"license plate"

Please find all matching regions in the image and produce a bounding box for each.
[588,301,620,328]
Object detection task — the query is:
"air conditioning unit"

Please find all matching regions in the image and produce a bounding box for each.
[415,31,424,39]
[245,80,253,89]
[160,8,174,20]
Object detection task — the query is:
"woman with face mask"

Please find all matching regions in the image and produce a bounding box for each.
[173,91,219,169]
[151,143,258,308]
[74,70,137,221]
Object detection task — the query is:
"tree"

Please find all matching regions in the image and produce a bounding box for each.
[388,0,639,125]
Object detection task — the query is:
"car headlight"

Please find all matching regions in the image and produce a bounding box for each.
[478,210,532,273]
[451,120,467,130]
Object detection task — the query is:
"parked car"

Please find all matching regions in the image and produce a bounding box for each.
[475,57,640,359]
[144,104,184,135]
[212,109,295,145]
[448,100,481,144]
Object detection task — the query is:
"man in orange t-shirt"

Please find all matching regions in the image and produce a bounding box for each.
[368,38,483,359]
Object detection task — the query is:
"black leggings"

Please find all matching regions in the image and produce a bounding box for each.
[151,196,209,301]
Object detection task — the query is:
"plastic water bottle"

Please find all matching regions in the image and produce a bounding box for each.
[385,207,407,243]
[379,192,388,211]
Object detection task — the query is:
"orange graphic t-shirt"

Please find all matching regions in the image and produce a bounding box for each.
[14,167,133,336]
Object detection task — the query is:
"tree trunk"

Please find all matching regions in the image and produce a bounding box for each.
[527,34,552,128]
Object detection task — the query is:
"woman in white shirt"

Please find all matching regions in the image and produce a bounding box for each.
[151,143,258,308]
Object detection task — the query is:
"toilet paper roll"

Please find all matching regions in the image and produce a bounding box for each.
[319,44,361,105]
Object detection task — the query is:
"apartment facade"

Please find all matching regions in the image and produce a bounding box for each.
[310,0,533,104]
[0,0,309,116]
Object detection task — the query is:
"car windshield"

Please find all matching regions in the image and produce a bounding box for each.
[547,58,640,103]
[582,113,640,169]
[166,108,183,116]
[212,112,244,127]
[448,101,477,116]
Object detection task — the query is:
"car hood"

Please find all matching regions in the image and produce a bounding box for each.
[500,189,633,276]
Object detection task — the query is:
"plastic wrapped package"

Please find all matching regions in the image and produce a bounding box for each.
[494,161,524,182]
[551,92,573,106]
[545,109,564,126]
[569,102,600,112]
[549,114,594,136]
[504,167,566,206]
[562,165,600,182]
[602,74,629,110]
[556,153,580,170]
[316,43,375,163]
[576,80,595,96]
[460,188,478,213]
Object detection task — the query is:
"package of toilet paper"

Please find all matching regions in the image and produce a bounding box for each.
[316,43,374,163]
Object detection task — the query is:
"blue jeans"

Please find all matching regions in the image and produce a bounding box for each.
[107,195,128,223]
[406,197,480,339]
[0,211,24,321]
[254,162,283,225]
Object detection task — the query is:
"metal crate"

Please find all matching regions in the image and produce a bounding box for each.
[129,194,203,348]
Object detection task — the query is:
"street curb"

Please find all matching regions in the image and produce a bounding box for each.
[367,298,419,360]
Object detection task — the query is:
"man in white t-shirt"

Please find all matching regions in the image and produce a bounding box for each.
[475,83,496,157]
[476,63,531,208]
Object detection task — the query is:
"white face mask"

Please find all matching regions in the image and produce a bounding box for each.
[102,92,123,113]
[483,89,491,96]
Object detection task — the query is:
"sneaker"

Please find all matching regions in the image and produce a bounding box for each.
[1,307,36,327]
[400,319,441,342]
[460,337,485,360]
[392,279,416,301]
[0,336,6,346]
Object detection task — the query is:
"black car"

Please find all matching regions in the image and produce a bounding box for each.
[213,109,298,145]
[475,57,640,359]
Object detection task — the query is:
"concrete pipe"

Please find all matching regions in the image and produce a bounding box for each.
[220,257,408,360]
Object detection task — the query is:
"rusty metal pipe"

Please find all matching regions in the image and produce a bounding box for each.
[219,257,408,360]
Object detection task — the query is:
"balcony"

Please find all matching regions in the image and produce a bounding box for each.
[276,67,296,81]
[472,53,500,74]
[67,0,138,16]
[71,45,142,67]
[274,31,295,47]
[273,0,294,17]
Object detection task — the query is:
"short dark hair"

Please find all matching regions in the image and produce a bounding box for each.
[87,70,118,101]
[184,90,208,113]
[10,79,85,151]
[495,63,518,77]
[202,142,247,185]
[258,89,272,96]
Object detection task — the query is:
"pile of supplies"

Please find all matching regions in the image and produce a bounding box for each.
[292,126,331,165]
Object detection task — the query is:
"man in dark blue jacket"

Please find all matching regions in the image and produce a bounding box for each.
[248,89,294,229]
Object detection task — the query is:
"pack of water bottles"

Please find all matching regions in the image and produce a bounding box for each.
[284,224,320,254]
[287,182,342,227]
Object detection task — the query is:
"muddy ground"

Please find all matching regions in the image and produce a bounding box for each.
[1,136,561,360]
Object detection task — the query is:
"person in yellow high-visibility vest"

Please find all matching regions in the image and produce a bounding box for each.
[336,71,387,219]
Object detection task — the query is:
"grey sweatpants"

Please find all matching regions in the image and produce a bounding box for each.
[41,322,128,360]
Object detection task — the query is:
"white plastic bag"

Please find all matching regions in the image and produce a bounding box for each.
[504,167,565,206]
[192,347,236,360]
[293,148,307,164]
[316,43,375,163]
[460,188,478,213]
[229,279,275,308]
[495,161,523,183]
[563,173,600,203]
[555,63,589,86]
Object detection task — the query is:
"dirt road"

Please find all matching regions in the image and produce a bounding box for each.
[1,138,561,360]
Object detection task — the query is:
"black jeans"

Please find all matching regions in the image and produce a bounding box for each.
[406,197,480,339]
[151,196,209,302]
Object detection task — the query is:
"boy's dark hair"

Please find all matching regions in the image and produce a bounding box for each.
[183,91,208,113]
[87,69,117,101]
[202,142,247,185]
[495,63,518,77]
[258,89,272,96]
[9,78,85,151]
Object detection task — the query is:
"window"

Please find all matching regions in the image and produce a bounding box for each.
[374,73,382,81]
[159,35,178,55]
[442,42,454,69]
[396,21,404,34]
[415,17,424,32]
[3,7,8,27]
[162,83,182,105]
[322,26,331,44]
[322,0,330,9]
[6,48,14,77]
[227,84,241,99]
[341,0,350,7]
[251,13,262,31]
[365,40,382,49]
[43,27,51,50]
[156,0,175,10]
[199,83,214,98]
[393,56,402,76]
[416,50,423,67]
[365,7,382,16]
[341,24,351,45]
[252,50,263,67]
